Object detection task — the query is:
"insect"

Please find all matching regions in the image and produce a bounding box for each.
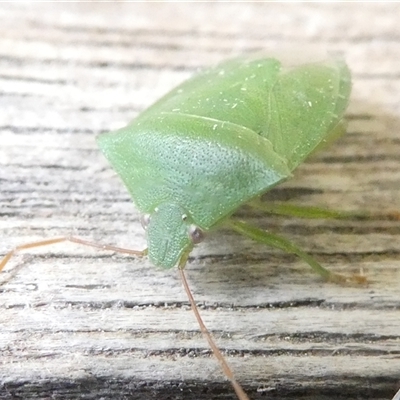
[1,55,358,399]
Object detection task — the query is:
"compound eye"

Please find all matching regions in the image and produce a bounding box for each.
[140,214,151,230]
[188,225,204,244]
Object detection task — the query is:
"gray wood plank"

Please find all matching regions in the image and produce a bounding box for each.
[1,3,399,400]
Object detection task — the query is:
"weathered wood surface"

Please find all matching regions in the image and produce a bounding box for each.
[1,3,400,400]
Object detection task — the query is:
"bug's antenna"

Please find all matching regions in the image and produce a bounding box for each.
[178,267,250,400]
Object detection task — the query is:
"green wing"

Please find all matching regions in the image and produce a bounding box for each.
[136,56,351,171]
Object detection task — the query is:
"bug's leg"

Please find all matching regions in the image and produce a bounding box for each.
[178,254,250,400]
[247,199,400,221]
[226,219,366,284]
[0,236,146,282]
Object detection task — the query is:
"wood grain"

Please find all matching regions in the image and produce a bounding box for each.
[0,3,399,400]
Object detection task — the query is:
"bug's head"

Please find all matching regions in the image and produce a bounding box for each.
[141,203,205,269]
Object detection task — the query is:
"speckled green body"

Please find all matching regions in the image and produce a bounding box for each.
[97,56,351,269]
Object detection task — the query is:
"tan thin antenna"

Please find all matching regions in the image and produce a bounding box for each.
[178,267,250,400]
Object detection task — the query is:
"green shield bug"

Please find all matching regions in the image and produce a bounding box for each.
[2,55,362,400]
[97,55,353,280]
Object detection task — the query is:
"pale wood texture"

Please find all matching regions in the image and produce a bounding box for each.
[1,3,400,400]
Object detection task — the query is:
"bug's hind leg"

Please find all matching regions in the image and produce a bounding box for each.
[0,236,146,285]
[226,219,366,284]
[247,199,400,221]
